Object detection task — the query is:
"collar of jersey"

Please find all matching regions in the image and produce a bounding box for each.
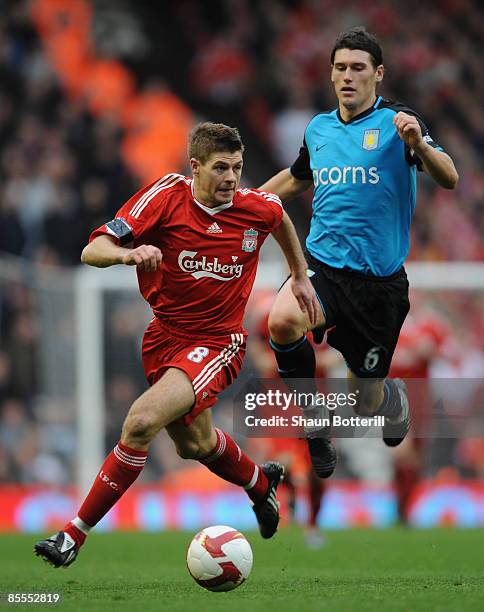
[190,180,234,216]
[336,96,382,125]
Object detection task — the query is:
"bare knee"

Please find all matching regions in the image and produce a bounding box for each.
[122,402,159,447]
[268,310,305,343]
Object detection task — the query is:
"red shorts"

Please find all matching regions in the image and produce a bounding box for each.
[141,317,246,425]
[265,438,311,468]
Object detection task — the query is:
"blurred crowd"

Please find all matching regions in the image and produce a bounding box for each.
[166,0,484,259]
[0,3,137,265]
[1,0,483,264]
[0,0,483,491]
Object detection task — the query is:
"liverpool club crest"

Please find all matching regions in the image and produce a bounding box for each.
[242,228,258,252]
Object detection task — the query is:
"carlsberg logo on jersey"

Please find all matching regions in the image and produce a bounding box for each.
[313,166,380,186]
[178,250,244,281]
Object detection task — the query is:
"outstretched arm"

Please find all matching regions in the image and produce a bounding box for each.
[393,112,459,189]
[271,210,319,326]
[260,168,313,201]
[81,235,162,272]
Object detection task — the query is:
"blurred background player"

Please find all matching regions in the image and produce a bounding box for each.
[34,122,319,567]
[389,297,452,522]
[246,292,342,548]
[260,27,458,479]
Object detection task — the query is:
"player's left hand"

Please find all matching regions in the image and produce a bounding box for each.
[290,274,319,327]
[393,112,424,151]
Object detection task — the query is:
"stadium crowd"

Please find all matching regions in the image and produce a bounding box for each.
[0,0,483,503]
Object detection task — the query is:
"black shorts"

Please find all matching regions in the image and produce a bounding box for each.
[306,252,410,378]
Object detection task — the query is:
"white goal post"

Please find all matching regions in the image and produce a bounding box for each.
[75,261,484,495]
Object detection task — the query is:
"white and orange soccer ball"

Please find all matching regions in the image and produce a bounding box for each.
[186,525,253,592]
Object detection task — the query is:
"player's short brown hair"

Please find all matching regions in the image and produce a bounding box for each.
[188,122,244,164]
[331,26,383,68]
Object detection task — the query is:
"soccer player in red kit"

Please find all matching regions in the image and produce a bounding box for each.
[389,307,450,521]
[34,122,319,567]
[247,300,334,547]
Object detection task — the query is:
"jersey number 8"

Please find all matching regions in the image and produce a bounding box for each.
[188,347,209,363]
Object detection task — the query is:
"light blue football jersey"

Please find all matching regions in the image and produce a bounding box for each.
[290,96,443,276]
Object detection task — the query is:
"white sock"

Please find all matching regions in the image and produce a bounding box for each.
[71,516,92,535]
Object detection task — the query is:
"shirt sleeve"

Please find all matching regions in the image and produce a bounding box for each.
[394,104,444,170]
[289,138,313,181]
[257,190,283,231]
[89,176,170,246]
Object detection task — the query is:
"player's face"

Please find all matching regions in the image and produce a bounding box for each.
[331,48,384,117]
[191,151,243,207]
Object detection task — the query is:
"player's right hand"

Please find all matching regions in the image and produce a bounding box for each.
[290,274,320,327]
[122,244,162,271]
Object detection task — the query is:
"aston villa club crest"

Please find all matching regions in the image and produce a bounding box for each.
[362,129,380,150]
[242,228,258,252]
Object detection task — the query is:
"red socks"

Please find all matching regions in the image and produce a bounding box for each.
[199,428,268,503]
[64,442,147,545]
[63,522,87,548]
[308,476,325,527]
[394,463,419,522]
[64,432,269,547]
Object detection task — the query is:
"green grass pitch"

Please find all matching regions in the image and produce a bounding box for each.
[0,528,483,611]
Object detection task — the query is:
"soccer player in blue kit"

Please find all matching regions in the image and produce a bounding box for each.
[260,27,458,478]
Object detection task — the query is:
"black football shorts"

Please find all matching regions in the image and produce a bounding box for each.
[306,252,410,378]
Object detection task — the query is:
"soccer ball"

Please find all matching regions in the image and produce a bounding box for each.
[186,525,253,592]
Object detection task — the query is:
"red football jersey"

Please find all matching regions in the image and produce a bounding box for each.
[90,173,283,335]
[390,313,449,379]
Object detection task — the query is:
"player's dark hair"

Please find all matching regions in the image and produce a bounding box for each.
[331,26,383,68]
[188,122,244,163]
